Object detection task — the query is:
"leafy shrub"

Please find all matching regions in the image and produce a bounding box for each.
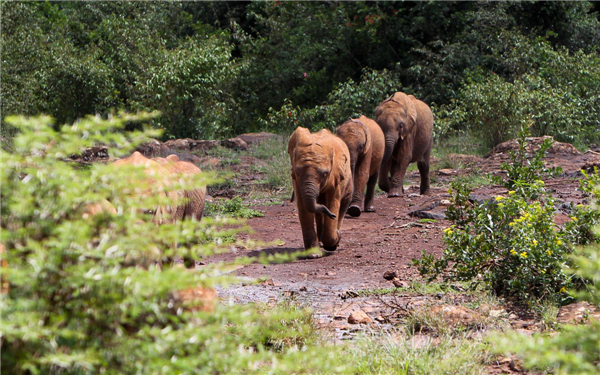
[434,37,600,148]
[0,114,346,374]
[414,131,599,304]
[205,196,264,218]
[260,68,400,133]
[492,225,600,374]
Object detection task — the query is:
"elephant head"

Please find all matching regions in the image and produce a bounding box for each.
[288,127,338,219]
[336,119,371,177]
[375,92,417,165]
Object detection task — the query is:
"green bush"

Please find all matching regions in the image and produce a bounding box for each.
[260,68,400,133]
[434,37,600,148]
[205,196,264,219]
[0,114,347,374]
[492,226,600,374]
[414,131,599,305]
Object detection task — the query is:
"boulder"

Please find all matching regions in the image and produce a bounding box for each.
[221,137,249,151]
[348,311,373,324]
[136,139,170,157]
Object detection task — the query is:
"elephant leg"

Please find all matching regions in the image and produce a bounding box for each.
[348,154,371,217]
[338,189,352,230]
[316,212,324,243]
[418,147,431,195]
[389,149,411,198]
[296,190,319,250]
[378,159,392,193]
[364,171,379,212]
[321,192,342,251]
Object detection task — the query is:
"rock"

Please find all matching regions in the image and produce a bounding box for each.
[383,270,398,280]
[136,139,170,157]
[408,198,447,220]
[557,301,600,324]
[430,305,482,327]
[189,140,219,152]
[221,137,248,151]
[392,278,409,288]
[348,311,373,324]
[485,136,581,159]
[164,138,196,151]
[237,132,282,146]
[437,169,456,176]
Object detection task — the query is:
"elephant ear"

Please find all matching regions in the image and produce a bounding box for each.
[354,119,371,157]
[401,97,418,140]
[288,126,311,162]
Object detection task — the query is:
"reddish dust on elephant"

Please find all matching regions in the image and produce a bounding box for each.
[288,126,353,251]
[375,92,434,197]
[336,115,385,217]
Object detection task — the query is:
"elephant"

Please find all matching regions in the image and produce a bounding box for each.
[154,154,207,222]
[112,151,179,224]
[375,92,434,197]
[336,115,385,217]
[288,127,353,251]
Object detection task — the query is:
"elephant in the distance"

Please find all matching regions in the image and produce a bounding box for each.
[288,127,353,251]
[375,92,433,197]
[336,115,385,217]
[154,154,207,222]
[112,151,179,224]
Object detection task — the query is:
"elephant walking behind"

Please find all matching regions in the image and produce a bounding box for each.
[336,115,385,217]
[375,92,434,197]
[288,127,353,251]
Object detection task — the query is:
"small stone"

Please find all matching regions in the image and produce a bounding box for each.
[348,311,373,324]
[299,286,307,292]
[374,316,386,323]
[383,270,398,280]
[392,278,409,288]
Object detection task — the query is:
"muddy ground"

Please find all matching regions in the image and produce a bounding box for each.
[195,138,600,374]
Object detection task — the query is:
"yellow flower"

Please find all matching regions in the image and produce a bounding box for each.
[556,239,562,246]
[571,216,578,221]
[495,196,505,201]
[547,250,552,256]
[508,191,516,195]
[532,239,538,246]
[509,222,515,226]
[444,228,453,235]
[559,287,566,293]
[510,249,517,256]
[520,252,528,258]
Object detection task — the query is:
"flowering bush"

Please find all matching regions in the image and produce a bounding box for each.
[414,131,599,304]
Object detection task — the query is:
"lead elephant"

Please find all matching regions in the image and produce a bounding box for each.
[376,92,433,197]
[336,115,385,217]
[288,127,353,251]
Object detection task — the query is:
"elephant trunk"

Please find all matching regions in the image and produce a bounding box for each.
[301,182,336,219]
[381,134,398,164]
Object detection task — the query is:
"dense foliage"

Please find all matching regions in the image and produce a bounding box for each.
[414,131,600,304]
[2,1,600,147]
[0,114,346,374]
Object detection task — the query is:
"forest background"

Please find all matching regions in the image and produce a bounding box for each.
[3,1,600,151]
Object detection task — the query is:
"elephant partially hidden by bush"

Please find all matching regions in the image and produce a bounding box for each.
[336,115,385,217]
[288,127,353,251]
[375,91,433,197]
[112,151,179,224]
[153,154,206,222]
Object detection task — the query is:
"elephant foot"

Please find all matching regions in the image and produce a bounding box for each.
[364,205,376,212]
[347,205,362,217]
[388,187,404,198]
[300,251,324,260]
